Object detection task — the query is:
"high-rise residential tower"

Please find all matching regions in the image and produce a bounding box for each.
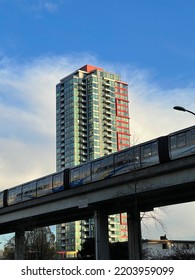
[56,65,130,257]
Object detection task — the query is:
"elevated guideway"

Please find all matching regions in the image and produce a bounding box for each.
[0,154,195,259]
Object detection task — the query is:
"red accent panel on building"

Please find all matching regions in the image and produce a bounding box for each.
[79,65,104,73]
[116,80,128,86]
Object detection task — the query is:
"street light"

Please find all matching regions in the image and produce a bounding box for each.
[173,106,195,116]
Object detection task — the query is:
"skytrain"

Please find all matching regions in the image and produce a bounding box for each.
[0,125,195,208]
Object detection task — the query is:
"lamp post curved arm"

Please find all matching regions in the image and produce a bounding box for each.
[173,106,195,116]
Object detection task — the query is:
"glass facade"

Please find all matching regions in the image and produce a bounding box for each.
[56,65,130,256]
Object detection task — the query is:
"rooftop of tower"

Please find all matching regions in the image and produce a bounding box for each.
[79,64,104,72]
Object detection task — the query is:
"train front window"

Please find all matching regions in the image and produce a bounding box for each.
[170,136,177,150]
[151,141,158,155]
[177,133,186,148]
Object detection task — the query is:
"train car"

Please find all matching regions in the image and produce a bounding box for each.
[169,125,195,160]
[6,170,69,206]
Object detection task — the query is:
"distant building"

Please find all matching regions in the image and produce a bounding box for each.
[142,235,195,259]
[56,65,130,256]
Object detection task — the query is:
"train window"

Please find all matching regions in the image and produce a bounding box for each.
[115,152,126,168]
[22,182,36,201]
[177,133,186,148]
[134,147,141,166]
[53,172,64,191]
[152,141,158,155]
[170,135,177,150]
[80,165,87,179]
[37,180,44,191]
[92,160,101,175]
[102,156,114,171]
[93,156,114,180]
[141,144,152,158]
[80,163,91,183]
[37,176,52,196]
[45,176,52,189]
[114,150,133,175]
[92,160,102,181]
[72,168,80,181]
[8,186,22,205]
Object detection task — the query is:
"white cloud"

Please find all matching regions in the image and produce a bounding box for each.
[129,77,195,143]
[14,0,64,15]
[0,53,97,188]
[44,2,59,13]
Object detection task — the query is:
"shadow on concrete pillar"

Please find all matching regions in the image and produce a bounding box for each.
[15,230,25,260]
[127,209,142,260]
[94,210,110,260]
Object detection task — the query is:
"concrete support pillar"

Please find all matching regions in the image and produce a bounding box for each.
[94,210,109,260]
[15,230,25,260]
[127,209,142,260]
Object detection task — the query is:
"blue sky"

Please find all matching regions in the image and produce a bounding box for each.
[1,0,195,87]
[0,0,195,249]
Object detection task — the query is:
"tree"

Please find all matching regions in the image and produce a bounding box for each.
[3,227,56,260]
[25,227,56,259]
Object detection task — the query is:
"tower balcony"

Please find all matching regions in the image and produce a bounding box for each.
[103,109,111,114]
[103,115,111,121]
[78,92,86,98]
[78,104,86,109]
[79,126,87,132]
[102,91,111,98]
[103,103,111,110]
[79,109,87,115]
[103,126,112,132]
[103,133,112,139]
[104,138,112,144]
[103,97,111,104]
[79,132,87,138]
[103,85,110,92]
